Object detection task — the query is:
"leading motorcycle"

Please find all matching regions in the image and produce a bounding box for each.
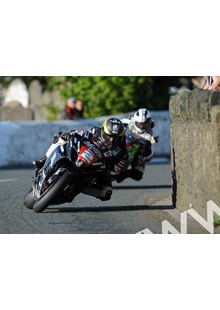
[24,133,113,213]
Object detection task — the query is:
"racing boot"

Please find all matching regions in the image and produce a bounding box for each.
[116,170,132,183]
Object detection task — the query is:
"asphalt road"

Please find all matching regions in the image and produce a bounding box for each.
[0,162,207,233]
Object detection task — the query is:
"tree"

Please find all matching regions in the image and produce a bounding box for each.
[46,76,156,118]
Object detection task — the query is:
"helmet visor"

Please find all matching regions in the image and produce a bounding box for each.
[135,119,150,130]
[93,130,112,150]
[99,132,112,149]
[102,132,120,148]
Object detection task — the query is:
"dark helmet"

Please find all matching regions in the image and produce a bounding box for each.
[92,127,112,150]
[102,118,125,147]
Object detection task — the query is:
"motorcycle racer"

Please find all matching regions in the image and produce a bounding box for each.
[33,117,128,201]
[117,108,159,183]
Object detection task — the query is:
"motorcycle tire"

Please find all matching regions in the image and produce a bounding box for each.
[33,171,72,213]
[24,189,36,209]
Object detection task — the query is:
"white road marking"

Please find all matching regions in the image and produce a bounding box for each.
[0,178,17,183]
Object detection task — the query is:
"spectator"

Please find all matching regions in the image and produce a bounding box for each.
[191,76,206,89]
[203,76,220,90]
[60,97,76,120]
[73,99,84,119]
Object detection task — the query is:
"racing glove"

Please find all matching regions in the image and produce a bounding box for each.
[60,131,72,141]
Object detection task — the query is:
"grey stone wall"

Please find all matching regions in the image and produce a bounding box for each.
[170,89,220,217]
[0,111,170,168]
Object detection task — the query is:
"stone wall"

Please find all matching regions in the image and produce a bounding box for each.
[170,88,220,217]
[0,111,170,168]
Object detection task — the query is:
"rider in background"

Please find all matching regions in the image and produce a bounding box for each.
[116,108,159,183]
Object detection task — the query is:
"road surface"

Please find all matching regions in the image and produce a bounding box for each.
[0,162,207,233]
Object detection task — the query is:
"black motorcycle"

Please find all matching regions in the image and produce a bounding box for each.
[24,135,112,213]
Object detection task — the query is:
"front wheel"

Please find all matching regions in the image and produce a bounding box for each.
[33,171,72,213]
[24,189,36,209]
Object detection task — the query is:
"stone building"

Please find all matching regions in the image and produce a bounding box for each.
[0,78,63,121]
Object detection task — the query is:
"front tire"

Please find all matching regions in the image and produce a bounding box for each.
[33,171,72,213]
[24,189,36,209]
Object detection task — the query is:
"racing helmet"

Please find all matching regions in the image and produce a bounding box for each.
[102,118,125,147]
[133,108,152,133]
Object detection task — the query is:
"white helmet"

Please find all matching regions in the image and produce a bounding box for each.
[133,108,152,133]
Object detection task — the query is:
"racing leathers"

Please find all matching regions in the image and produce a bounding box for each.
[117,117,159,182]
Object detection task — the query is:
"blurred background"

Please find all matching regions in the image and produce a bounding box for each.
[0,76,205,121]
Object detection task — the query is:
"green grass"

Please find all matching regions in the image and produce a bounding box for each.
[213,215,220,227]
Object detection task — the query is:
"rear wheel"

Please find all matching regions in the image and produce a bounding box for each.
[24,189,36,209]
[33,171,72,213]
